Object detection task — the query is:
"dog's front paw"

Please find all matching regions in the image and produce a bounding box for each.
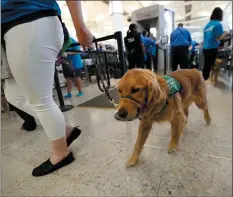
[168,143,178,154]
[126,159,137,168]
[167,148,177,154]
[206,119,211,125]
[205,116,211,125]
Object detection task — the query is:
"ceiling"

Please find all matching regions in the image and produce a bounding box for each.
[58,1,232,43]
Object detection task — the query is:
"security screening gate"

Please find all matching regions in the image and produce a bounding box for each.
[128,4,175,73]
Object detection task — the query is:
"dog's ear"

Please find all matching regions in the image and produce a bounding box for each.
[147,79,161,104]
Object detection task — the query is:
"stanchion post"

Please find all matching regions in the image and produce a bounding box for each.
[54,66,74,112]
[115,31,126,76]
[164,48,167,75]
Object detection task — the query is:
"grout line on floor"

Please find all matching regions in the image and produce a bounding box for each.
[219,145,232,148]
[138,134,170,139]
[201,154,232,160]
[144,144,168,150]
[96,136,168,150]
[156,175,163,197]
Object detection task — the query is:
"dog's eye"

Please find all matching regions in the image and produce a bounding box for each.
[118,89,122,94]
[131,88,140,94]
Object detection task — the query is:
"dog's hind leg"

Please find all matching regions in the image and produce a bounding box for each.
[168,112,186,153]
[183,101,192,121]
[126,120,152,168]
[194,96,211,125]
[210,70,214,84]
[198,104,211,125]
[195,76,211,125]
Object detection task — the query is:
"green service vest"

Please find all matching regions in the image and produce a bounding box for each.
[158,75,182,113]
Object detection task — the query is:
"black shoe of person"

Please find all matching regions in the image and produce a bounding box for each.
[66,126,82,147]
[21,120,37,131]
[32,152,74,177]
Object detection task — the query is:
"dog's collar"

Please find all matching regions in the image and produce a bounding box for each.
[121,94,148,114]
[121,89,168,118]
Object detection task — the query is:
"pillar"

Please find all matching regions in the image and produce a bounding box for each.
[109,1,124,48]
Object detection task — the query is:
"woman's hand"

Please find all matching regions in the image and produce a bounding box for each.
[65,1,93,49]
[76,26,93,49]
[217,31,229,41]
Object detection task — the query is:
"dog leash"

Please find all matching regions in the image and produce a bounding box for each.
[88,39,119,108]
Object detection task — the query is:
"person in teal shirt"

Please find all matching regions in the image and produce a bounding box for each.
[142,30,156,70]
[63,38,84,98]
[150,33,159,72]
[202,7,228,80]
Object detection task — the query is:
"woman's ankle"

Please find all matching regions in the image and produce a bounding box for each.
[50,150,70,164]
[65,125,73,138]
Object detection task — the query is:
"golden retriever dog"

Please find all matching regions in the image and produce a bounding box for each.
[117,68,211,167]
[209,58,222,86]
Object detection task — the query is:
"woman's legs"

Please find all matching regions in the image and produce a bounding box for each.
[152,55,157,72]
[74,69,83,95]
[145,53,152,70]
[4,17,72,170]
[4,79,78,139]
[203,49,218,80]
[64,77,73,98]
[4,78,38,118]
[66,78,73,94]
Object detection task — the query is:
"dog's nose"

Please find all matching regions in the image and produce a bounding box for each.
[118,108,128,119]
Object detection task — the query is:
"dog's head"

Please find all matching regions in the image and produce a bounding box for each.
[117,69,164,121]
[212,58,222,71]
[215,59,222,64]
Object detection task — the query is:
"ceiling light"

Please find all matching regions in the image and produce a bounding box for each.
[109,1,123,15]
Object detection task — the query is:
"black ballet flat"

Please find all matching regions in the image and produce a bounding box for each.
[21,120,37,131]
[32,152,74,177]
[67,126,82,147]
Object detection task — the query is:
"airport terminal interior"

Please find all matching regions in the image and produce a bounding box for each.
[1,1,233,196]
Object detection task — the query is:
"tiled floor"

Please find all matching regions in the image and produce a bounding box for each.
[1,75,232,196]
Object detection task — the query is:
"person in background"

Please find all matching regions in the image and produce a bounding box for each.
[142,30,156,70]
[63,38,84,98]
[170,23,192,71]
[124,24,146,69]
[150,33,160,72]
[2,0,93,176]
[1,87,9,113]
[98,44,104,52]
[202,7,228,80]
[189,40,200,69]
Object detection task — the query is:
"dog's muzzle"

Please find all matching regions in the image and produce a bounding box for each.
[117,95,148,121]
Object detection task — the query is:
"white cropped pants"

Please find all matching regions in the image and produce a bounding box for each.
[4,16,65,140]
